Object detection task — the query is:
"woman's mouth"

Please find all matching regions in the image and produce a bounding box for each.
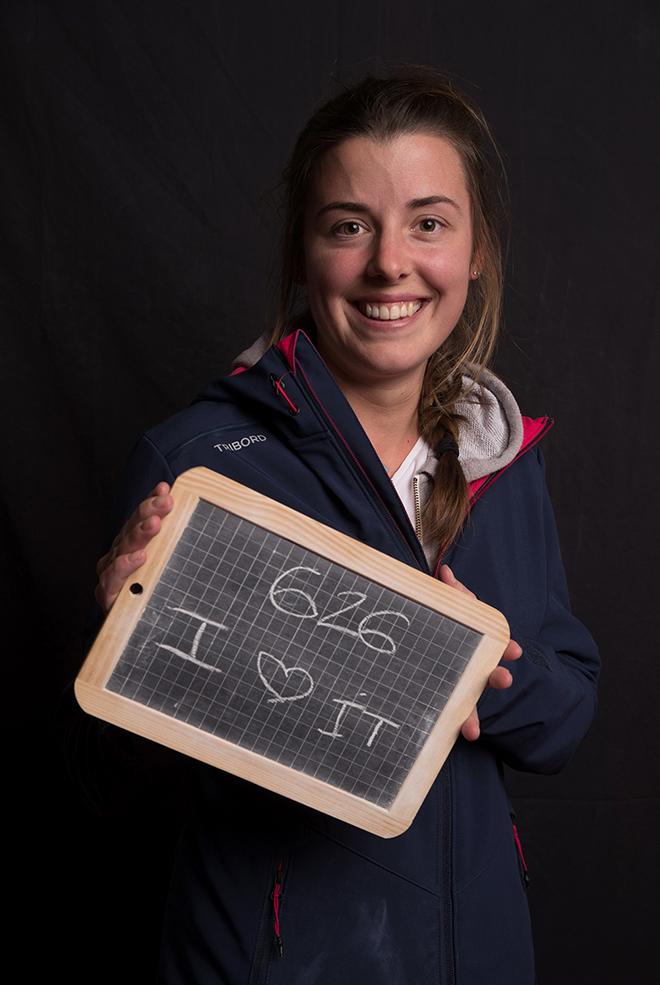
[351,299,427,325]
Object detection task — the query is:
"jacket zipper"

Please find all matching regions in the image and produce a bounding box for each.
[248,856,290,985]
[510,810,530,889]
[412,473,423,542]
[287,356,427,571]
[271,859,286,955]
[413,470,455,983]
[441,758,456,985]
[278,356,457,985]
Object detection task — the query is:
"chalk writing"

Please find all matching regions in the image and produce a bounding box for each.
[156,601,405,752]
[256,651,315,704]
[318,698,401,748]
[156,607,229,672]
[268,566,410,653]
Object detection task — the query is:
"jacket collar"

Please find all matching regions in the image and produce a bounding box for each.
[212,324,553,573]
[230,323,549,486]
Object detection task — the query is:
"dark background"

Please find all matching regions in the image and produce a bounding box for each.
[3,1,658,981]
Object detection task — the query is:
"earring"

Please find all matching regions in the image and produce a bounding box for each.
[472,268,480,278]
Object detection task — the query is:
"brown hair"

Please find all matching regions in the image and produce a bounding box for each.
[267,65,508,557]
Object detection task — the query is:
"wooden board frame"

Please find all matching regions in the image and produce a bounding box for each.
[75,466,509,837]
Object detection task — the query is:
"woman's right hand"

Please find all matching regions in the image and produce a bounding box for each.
[95,481,174,613]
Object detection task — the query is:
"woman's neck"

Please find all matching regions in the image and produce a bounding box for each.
[311,327,426,475]
[332,371,423,477]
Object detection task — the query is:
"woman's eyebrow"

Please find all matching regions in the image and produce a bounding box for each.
[316,195,462,217]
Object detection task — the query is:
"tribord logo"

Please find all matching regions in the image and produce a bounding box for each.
[213,434,267,453]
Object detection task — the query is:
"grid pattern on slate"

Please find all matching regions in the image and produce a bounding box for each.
[106,500,482,808]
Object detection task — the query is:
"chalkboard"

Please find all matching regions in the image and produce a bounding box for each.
[76,467,509,837]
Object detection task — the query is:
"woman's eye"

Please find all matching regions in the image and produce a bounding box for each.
[417,217,445,233]
[333,220,363,236]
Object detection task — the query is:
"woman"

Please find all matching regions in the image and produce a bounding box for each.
[88,67,600,984]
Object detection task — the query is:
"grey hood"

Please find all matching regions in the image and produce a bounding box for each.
[231,328,524,484]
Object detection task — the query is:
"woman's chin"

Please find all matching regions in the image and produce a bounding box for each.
[334,348,428,387]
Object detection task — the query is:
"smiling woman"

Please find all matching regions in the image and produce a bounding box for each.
[272,71,506,554]
[303,135,475,385]
[73,65,600,985]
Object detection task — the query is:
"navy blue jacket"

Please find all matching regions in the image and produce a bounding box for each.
[64,328,600,984]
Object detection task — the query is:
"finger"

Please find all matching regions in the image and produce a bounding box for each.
[461,708,480,741]
[487,666,513,690]
[121,512,166,553]
[112,486,173,547]
[97,508,169,577]
[95,550,146,613]
[501,640,523,662]
[123,494,172,546]
[439,564,477,600]
[106,492,173,564]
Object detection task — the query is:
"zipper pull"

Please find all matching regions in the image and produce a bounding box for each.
[270,860,285,956]
[269,373,300,416]
[510,813,530,888]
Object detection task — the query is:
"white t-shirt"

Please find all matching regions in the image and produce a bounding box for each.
[390,436,438,570]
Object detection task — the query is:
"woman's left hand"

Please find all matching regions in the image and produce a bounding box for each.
[438,564,522,742]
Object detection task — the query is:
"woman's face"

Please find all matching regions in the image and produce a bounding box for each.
[302,132,477,392]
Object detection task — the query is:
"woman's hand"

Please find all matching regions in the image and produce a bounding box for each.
[438,564,522,742]
[95,481,174,614]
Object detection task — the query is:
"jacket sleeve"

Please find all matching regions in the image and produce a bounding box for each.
[58,434,195,817]
[475,447,600,774]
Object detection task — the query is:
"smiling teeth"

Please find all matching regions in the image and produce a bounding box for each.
[359,300,423,320]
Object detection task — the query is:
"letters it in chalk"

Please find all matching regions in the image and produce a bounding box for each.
[318,699,401,749]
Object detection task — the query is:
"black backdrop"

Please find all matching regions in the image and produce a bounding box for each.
[3,1,658,982]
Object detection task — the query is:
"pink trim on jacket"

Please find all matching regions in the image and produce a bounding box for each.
[276,333,299,372]
[467,415,555,505]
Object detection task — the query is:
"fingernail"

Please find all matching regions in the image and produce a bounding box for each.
[444,565,455,580]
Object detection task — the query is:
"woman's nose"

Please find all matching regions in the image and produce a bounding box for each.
[365,229,412,281]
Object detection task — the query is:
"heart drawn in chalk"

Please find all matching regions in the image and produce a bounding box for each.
[256,651,315,704]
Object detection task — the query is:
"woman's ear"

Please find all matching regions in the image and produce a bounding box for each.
[469,248,483,280]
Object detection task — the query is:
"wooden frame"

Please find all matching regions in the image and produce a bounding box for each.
[75,466,509,837]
